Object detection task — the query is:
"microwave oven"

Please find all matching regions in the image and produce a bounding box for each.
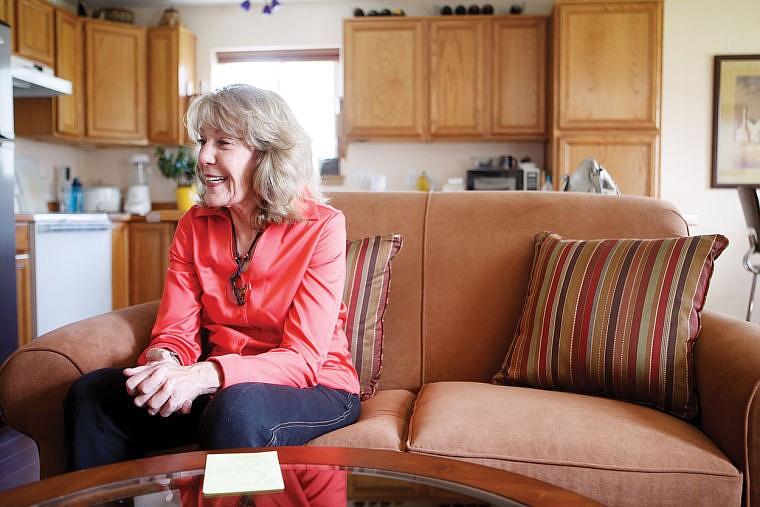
[466,168,540,191]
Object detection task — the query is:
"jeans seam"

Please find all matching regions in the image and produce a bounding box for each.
[265,392,357,446]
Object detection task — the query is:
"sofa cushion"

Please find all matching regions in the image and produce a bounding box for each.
[344,234,403,400]
[407,382,742,506]
[493,232,728,419]
[307,388,416,451]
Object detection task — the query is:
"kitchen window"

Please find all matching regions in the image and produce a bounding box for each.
[213,48,340,175]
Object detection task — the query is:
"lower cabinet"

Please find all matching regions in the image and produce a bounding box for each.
[127,221,176,306]
[111,222,130,310]
[111,220,176,309]
[347,474,476,504]
[15,223,32,348]
[552,132,660,196]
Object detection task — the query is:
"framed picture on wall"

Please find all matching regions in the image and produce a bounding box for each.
[711,54,760,188]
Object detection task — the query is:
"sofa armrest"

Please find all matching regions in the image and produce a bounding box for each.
[695,309,760,506]
[0,301,159,478]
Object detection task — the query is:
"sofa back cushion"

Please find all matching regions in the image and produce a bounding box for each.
[329,192,428,392]
[329,191,690,389]
[421,192,689,384]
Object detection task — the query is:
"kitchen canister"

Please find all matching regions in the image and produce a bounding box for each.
[83,186,121,212]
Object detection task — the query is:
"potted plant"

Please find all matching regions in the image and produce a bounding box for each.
[155,146,197,211]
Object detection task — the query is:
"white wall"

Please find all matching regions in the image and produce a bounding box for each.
[14,0,758,318]
[660,0,760,319]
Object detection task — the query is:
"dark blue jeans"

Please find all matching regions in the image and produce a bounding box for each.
[63,367,361,471]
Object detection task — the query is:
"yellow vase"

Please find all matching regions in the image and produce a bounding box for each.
[175,185,196,211]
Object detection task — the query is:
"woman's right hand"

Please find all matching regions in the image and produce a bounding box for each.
[123,359,222,418]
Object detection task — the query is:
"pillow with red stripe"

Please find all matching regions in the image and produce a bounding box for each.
[344,234,403,400]
[492,231,728,419]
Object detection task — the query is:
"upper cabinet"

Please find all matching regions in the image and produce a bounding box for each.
[491,17,546,136]
[14,0,55,67]
[14,7,84,140]
[53,8,84,137]
[148,25,196,145]
[84,19,147,143]
[553,0,661,131]
[13,0,196,147]
[342,15,547,142]
[343,18,428,140]
[428,19,488,138]
[0,0,15,31]
[550,0,662,196]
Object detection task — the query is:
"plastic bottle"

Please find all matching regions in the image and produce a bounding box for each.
[70,177,83,212]
[416,171,431,192]
[541,174,554,191]
[58,166,71,212]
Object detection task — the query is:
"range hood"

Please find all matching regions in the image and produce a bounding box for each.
[11,55,72,98]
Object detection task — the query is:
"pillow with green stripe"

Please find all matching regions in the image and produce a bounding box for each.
[492,231,728,419]
[344,234,403,400]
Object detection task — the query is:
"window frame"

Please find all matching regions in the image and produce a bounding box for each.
[212,47,343,182]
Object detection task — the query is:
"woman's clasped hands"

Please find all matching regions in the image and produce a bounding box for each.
[124,348,222,417]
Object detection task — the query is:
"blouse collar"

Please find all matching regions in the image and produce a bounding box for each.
[193,199,321,222]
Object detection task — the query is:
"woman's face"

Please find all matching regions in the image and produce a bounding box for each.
[197,126,257,212]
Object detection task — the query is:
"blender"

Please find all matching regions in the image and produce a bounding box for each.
[124,154,151,215]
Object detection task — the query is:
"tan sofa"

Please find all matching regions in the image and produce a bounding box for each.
[1,191,758,506]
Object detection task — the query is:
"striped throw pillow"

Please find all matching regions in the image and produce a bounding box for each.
[493,231,728,419]
[344,234,403,400]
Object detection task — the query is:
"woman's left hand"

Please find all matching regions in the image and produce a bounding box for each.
[124,360,222,417]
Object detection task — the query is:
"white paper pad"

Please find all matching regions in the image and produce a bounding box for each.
[202,451,285,497]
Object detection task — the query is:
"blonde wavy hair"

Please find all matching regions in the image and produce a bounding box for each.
[185,84,325,228]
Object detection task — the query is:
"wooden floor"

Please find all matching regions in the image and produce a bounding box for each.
[0,423,39,492]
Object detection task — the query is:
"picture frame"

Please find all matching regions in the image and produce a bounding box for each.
[711,54,760,188]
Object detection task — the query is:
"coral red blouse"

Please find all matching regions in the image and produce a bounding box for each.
[137,200,360,394]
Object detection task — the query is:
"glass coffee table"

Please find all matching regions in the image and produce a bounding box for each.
[0,447,600,506]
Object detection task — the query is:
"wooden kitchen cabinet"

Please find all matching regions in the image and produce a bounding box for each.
[343,15,547,142]
[14,0,55,68]
[128,222,175,306]
[0,0,14,29]
[54,8,85,137]
[348,475,425,504]
[491,16,546,137]
[148,25,196,145]
[554,132,660,196]
[429,16,547,140]
[111,221,130,310]
[347,474,476,504]
[343,18,428,140]
[14,7,84,140]
[550,0,662,196]
[553,0,661,130]
[428,18,488,138]
[15,222,32,348]
[84,18,147,144]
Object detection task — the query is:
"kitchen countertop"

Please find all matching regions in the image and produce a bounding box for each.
[109,210,185,223]
[15,210,186,223]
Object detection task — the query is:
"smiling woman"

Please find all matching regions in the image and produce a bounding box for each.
[63,84,361,472]
[212,48,340,174]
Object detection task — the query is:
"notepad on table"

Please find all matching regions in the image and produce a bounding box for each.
[202,451,285,496]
